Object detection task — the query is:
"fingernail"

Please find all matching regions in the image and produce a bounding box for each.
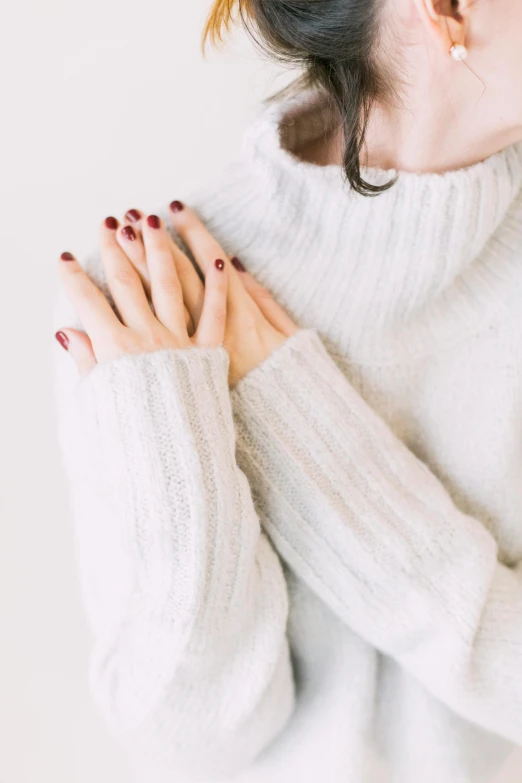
[55,331,69,351]
[60,252,74,261]
[121,225,136,241]
[124,209,141,223]
[231,256,245,272]
[105,216,119,230]
[169,200,184,213]
[147,215,160,229]
[215,258,225,271]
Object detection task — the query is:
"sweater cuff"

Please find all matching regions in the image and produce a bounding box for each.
[61,344,240,594]
[230,328,498,651]
[231,328,322,395]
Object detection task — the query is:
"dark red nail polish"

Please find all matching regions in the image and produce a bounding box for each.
[122,225,136,241]
[215,258,225,271]
[147,214,160,229]
[105,216,118,230]
[60,252,74,261]
[231,256,245,272]
[124,209,141,223]
[55,331,69,351]
[169,200,184,213]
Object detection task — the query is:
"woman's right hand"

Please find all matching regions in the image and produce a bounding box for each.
[55,213,228,379]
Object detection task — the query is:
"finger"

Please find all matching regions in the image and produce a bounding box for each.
[168,237,203,335]
[167,201,207,322]
[116,217,151,297]
[142,214,188,340]
[120,208,196,333]
[168,202,249,305]
[232,259,299,337]
[195,257,227,347]
[100,216,156,331]
[55,328,97,378]
[57,251,124,345]
[169,241,205,325]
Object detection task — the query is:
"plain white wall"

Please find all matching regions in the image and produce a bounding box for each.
[0,2,294,780]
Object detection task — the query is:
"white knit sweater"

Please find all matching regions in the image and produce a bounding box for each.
[53,87,522,783]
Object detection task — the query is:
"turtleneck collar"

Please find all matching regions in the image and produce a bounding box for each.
[199,87,522,364]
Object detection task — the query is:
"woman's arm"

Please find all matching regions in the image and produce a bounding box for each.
[52,224,295,782]
[230,327,522,745]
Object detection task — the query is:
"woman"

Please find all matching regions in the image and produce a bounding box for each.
[52,0,522,781]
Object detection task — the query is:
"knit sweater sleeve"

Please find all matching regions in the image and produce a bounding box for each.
[53,285,295,781]
[230,327,522,745]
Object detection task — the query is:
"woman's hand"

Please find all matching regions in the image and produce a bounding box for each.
[55,213,229,379]
[56,203,299,387]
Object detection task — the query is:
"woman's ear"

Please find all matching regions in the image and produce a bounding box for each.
[413,0,469,56]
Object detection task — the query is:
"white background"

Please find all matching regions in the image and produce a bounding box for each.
[0,1,291,780]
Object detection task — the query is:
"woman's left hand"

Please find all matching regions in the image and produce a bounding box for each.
[57,202,299,387]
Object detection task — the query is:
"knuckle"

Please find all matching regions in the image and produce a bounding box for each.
[97,326,133,356]
[156,273,180,297]
[209,303,226,326]
[111,267,136,288]
[147,330,170,351]
[255,285,273,302]
[77,283,99,305]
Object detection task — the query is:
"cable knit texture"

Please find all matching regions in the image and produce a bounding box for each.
[53,86,522,783]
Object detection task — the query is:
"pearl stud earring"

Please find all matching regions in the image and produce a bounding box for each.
[449,43,468,62]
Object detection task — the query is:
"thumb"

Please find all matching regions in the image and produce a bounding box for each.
[55,328,97,378]
[232,260,298,338]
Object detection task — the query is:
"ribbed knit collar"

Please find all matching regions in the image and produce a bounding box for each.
[209,88,522,363]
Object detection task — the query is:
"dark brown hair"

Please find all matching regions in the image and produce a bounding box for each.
[203,0,395,196]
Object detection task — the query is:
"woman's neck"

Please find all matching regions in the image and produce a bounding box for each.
[362,99,522,174]
[298,59,522,175]
[300,103,522,175]
[240,86,522,359]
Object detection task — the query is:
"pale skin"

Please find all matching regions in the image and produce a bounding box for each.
[56,0,522,370]
[303,0,522,173]
[56,206,298,386]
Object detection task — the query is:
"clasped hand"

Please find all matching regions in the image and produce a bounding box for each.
[56,202,298,387]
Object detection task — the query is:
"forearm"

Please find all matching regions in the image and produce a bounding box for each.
[56,337,294,779]
[231,328,522,743]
